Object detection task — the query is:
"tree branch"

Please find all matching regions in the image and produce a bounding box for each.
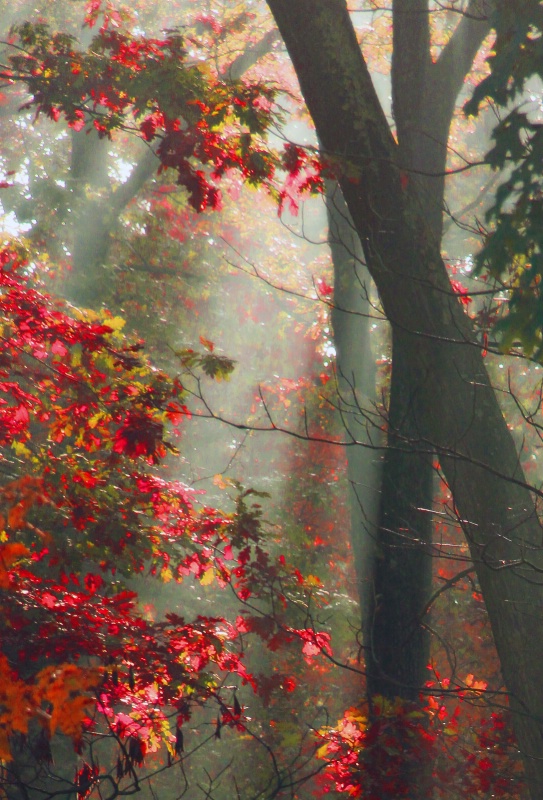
[433,0,493,112]
[220,28,281,82]
[392,0,432,151]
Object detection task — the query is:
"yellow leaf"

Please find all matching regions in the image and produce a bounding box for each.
[161,566,173,583]
[71,346,82,367]
[213,473,228,490]
[316,742,329,759]
[343,707,366,723]
[200,568,215,586]
[11,441,31,459]
[464,673,488,693]
[105,315,126,332]
[99,353,115,371]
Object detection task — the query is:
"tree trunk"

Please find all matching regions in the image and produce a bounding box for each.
[327,5,492,792]
[266,1,543,796]
[367,0,494,703]
[368,333,434,701]
[326,183,383,649]
[326,182,434,701]
[329,0,491,700]
[62,127,159,307]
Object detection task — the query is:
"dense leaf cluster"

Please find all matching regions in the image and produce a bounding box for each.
[0,246,328,798]
[466,1,543,358]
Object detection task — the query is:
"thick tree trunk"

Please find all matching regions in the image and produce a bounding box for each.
[363,0,433,707]
[266,1,543,797]
[368,334,434,701]
[327,184,434,703]
[331,0,491,701]
[370,0,493,706]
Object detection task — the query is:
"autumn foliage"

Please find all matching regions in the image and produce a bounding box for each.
[0,244,334,798]
[0,1,535,798]
[1,17,328,216]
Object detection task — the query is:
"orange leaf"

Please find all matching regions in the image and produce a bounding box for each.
[7,503,26,530]
[199,335,214,352]
[0,542,29,588]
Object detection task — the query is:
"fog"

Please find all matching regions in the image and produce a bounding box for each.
[0,2,537,799]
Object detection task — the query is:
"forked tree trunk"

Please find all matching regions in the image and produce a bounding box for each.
[267,2,543,797]
[329,1,492,710]
[371,1,492,705]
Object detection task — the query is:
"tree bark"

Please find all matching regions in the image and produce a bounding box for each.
[393,0,490,238]
[367,0,492,702]
[330,0,492,704]
[266,1,543,796]
[366,0,434,705]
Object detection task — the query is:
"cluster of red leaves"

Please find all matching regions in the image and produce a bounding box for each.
[83,0,126,31]
[2,22,282,211]
[0,246,334,795]
[317,700,436,800]
[449,278,472,305]
[317,691,523,799]
[0,247,239,740]
[236,612,331,663]
[278,143,333,215]
[1,22,333,214]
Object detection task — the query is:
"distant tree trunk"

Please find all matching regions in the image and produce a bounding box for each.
[267,2,543,799]
[61,125,159,307]
[326,183,382,648]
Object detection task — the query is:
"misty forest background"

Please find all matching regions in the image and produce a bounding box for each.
[0,1,542,799]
